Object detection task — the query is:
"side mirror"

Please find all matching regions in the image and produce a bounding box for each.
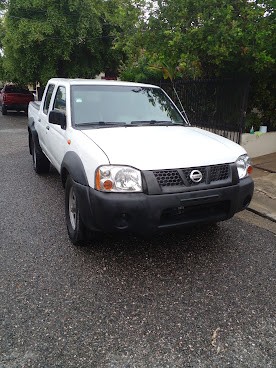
[49,109,66,129]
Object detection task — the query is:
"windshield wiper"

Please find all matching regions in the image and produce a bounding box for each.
[76,121,126,128]
[131,120,182,126]
[96,121,127,125]
[76,120,184,128]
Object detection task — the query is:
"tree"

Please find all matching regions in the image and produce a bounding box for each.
[0,0,7,81]
[117,0,276,128]
[1,0,121,84]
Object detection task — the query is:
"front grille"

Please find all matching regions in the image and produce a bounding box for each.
[153,164,230,188]
[153,170,183,186]
[210,164,229,182]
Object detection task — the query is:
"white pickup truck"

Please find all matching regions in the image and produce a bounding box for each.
[28,78,254,245]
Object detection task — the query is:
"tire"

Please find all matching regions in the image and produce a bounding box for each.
[65,176,87,245]
[31,136,50,174]
[2,105,7,115]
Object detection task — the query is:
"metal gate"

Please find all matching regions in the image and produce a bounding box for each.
[147,78,250,144]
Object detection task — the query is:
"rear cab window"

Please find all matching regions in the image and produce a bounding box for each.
[43,84,55,115]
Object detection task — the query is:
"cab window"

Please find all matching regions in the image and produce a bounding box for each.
[43,84,55,115]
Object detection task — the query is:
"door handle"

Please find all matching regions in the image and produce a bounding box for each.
[46,126,50,130]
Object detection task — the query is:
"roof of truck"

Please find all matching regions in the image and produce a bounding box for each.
[48,78,159,89]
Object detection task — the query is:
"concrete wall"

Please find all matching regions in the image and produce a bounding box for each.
[241,132,276,158]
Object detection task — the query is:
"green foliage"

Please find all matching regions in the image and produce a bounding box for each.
[247,73,276,130]
[116,0,275,130]
[1,0,275,128]
[119,52,163,82]
[120,0,275,77]
[1,0,121,84]
[0,13,4,81]
[245,111,262,133]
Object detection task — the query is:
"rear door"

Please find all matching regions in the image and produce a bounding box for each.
[36,83,55,155]
[43,85,68,171]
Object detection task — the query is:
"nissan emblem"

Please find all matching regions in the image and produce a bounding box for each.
[190,170,203,183]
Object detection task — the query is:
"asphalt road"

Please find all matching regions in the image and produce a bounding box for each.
[1,113,275,368]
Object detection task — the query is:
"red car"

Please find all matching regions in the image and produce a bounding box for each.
[0,84,34,115]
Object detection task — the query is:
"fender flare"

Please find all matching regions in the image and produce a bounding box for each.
[61,151,89,187]
[28,119,39,155]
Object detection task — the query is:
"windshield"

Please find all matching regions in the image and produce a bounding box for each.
[71,85,186,127]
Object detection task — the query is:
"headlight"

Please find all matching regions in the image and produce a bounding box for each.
[236,154,253,179]
[95,165,142,192]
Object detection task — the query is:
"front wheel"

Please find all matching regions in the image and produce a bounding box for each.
[65,176,87,245]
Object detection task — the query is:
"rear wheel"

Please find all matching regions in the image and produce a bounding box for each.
[65,176,87,245]
[31,136,50,174]
[2,105,7,115]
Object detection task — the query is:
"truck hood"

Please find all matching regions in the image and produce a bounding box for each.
[81,126,246,170]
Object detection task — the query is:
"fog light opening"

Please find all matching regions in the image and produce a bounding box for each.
[115,213,129,230]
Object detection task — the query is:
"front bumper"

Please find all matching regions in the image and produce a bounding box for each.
[75,176,254,234]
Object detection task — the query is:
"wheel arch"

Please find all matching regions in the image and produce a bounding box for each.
[28,119,38,155]
[61,152,89,188]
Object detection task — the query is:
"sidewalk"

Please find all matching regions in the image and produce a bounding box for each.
[248,152,276,222]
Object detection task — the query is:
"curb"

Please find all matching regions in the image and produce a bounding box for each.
[252,164,276,174]
[246,207,276,224]
[253,165,276,174]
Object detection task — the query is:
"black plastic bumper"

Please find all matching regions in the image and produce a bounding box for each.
[75,177,254,234]
[4,104,29,111]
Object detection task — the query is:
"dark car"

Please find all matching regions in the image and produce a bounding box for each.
[0,84,34,115]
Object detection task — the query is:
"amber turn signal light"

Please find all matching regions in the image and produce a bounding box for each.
[247,165,253,175]
[95,170,101,190]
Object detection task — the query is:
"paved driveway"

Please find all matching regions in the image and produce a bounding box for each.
[0,113,275,367]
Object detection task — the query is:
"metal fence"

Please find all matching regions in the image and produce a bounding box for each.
[146,78,250,144]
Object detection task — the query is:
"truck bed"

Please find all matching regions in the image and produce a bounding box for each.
[29,101,41,110]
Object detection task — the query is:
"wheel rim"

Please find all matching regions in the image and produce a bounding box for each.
[69,186,77,230]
